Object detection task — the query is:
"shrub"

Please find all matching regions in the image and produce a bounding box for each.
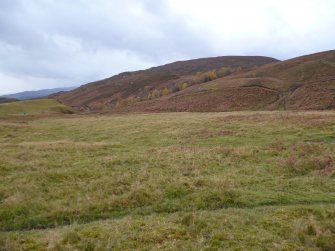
[127,96,138,103]
[201,70,217,82]
[117,96,139,106]
[162,87,170,96]
[181,83,188,90]
[216,67,233,78]
[151,89,161,98]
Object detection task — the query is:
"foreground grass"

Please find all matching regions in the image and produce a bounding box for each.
[0,99,74,117]
[0,111,334,250]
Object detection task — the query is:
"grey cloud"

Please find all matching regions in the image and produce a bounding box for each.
[0,0,334,95]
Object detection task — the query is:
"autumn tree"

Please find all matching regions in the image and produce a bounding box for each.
[202,70,217,82]
[181,82,188,90]
[162,87,170,96]
[151,89,161,98]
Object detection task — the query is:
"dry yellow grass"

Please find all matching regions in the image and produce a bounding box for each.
[0,111,334,250]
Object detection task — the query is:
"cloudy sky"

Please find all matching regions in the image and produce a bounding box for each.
[0,0,334,95]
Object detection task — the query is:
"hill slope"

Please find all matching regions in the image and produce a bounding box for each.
[55,51,335,112]
[0,99,74,117]
[55,56,278,111]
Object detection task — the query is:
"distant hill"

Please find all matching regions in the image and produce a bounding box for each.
[54,50,335,112]
[0,97,18,104]
[3,87,77,100]
[54,56,278,111]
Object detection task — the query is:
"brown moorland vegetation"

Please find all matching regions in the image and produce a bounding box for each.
[54,50,335,113]
[53,56,278,112]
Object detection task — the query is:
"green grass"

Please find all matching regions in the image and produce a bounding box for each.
[0,111,334,250]
[0,99,74,117]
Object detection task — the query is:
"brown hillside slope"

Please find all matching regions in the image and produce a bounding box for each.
[56,50,335,112]
[105,50,335,112]
[237,50,335,110]
[55,56,278,111]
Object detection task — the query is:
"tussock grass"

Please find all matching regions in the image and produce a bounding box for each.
[0,111,334,250]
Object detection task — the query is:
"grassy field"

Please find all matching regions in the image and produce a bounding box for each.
[0,108,335,250]
[0,99,74,118]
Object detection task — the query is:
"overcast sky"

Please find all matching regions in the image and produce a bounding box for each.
[0,0,334,95]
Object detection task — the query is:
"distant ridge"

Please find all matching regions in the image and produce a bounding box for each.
[3,86,77,100]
